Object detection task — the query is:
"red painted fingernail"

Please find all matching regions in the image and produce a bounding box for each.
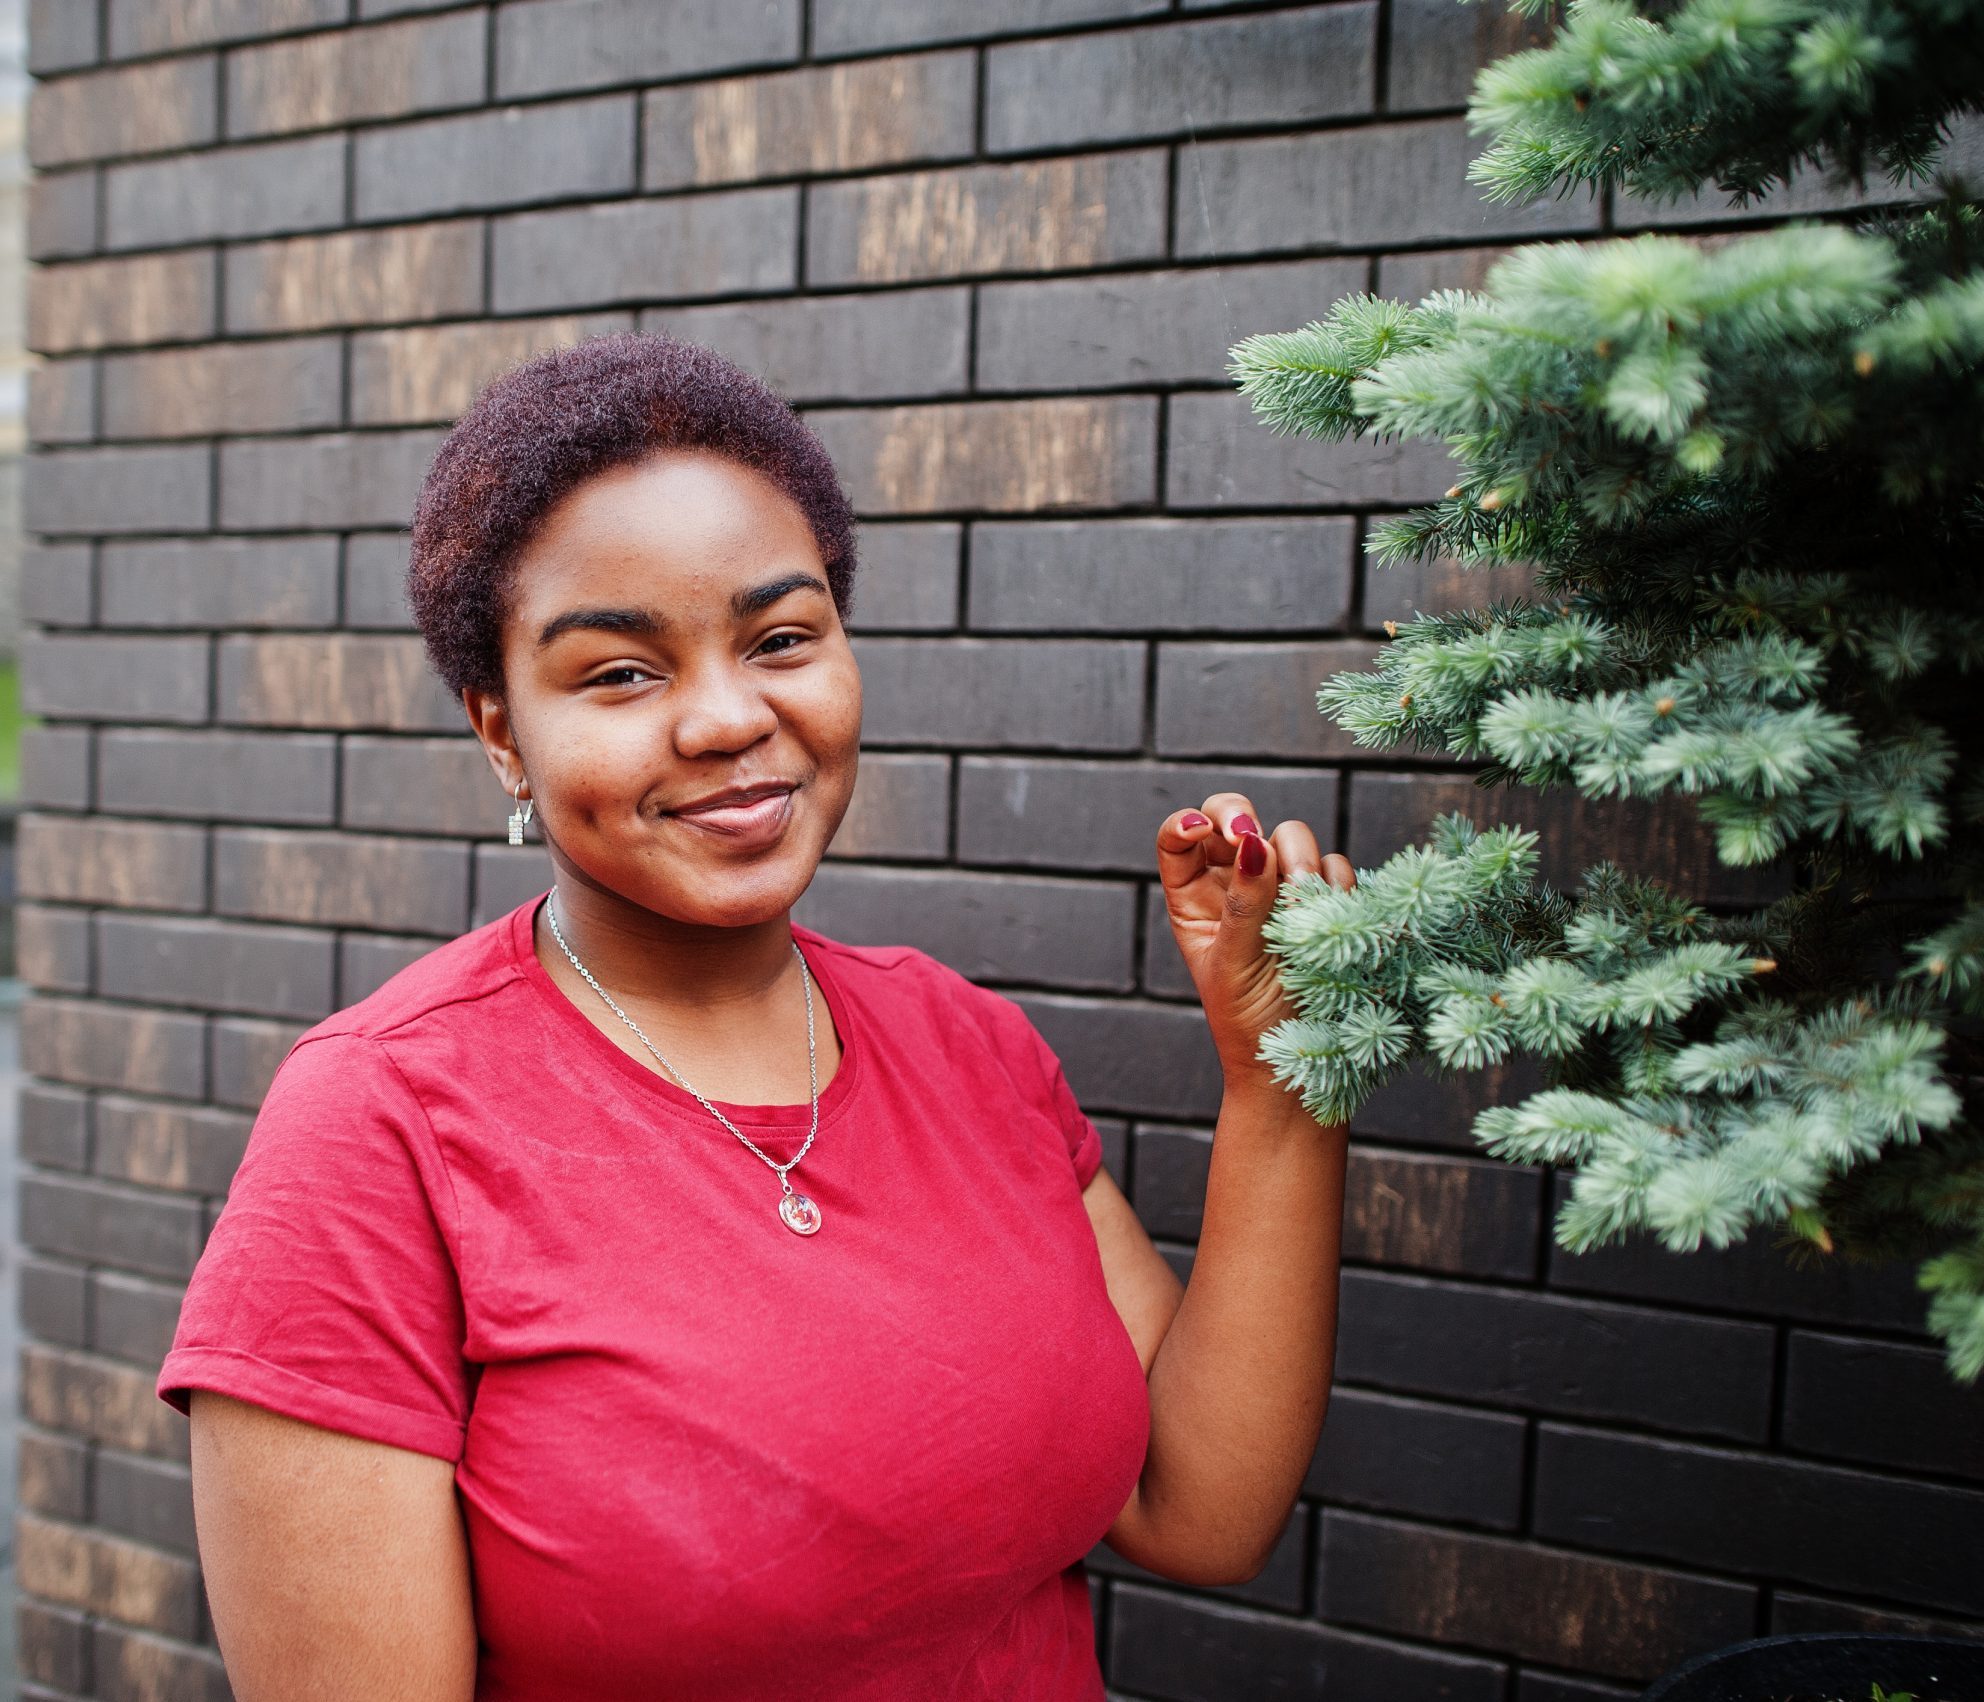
[1179,812,1210,830]
[1231,813,1260,838]
[1238,832,1267,877]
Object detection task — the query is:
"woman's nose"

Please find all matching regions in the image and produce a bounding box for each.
[670,661,779,757]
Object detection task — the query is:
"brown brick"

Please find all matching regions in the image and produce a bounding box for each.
[643,51,975,190]
[96,913,337,1021]
[17,1598,89,1692]
[642,288,970,405]
[21,997,208,1099]
[341,734,497,835]
[1153,639,1380,760]
[224,220,485,334]
[99,536,340,630]
[1376,244,1516,302]
[1387,0,1556,113]
[1016,990,1224,1121]
[28,251,217,354]
[806,151,1167,285]
[18,815,207,910]
[97,730,332,835]
[844,522,961,630]
[20,723,93,811]
[349,313,633,425]
[28,356,97,444]
[21,542,94,627]
[17,904,92,994]
[807,398,1157,515]
[23,631,211,724]
[855,637,1144,750]
[21,1345,188,1459]
[16,1512,202,1640]
[1342,1147,1542,1277]
[824,751,951,860]
[24,446,214,538]
[1318,1510,1756,1682]
[21,1255,91,1345]
[20,1173,207,1280]
[94,1272,197,1366]
[218,429,446,531]
[107,0,346,58]
[20,1083,92,1171]
[94,1452,197,1556]
[28,55,219,168]
[103,133,347,252]
[494,0,801,101]
[93,1096,253,1196]
[1362,550,1538,632]
[215,827,471,933]
[227,9,488,139]
[340,933,439,1002]
[344,532,414,628]
[92,1620,234,1702]
[473,844,555,924]
[19,1430,92,1522]
[812,0,1163,56]
[218,633,461,731]
[100,337,342,439]
[1168,391,1459,509]
[211,1017,309,1110]
[28,167,100,260]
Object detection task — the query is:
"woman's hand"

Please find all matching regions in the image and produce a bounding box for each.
[1156,793,1356,1092]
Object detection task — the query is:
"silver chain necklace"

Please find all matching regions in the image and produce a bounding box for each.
[544,893,825,1237]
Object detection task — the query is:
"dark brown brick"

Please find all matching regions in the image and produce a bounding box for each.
[473,844,556,924]
[226,8,489,138]
[976,258,1364,392]
[1014,991,1224,1120]
[1376,243,1516,301]
[107,0,346,57]
[94,1272,205,1366]
[642,290,969,405]
[1533,1424,1984,1618]
[354,93,636,222]
[1781,1332,1984,1480]
[1176,118,1601,260]
[99,728,338,826]
[21,997,209,1099]
[823,751,952,860]
[20,1257,91,1346]
[854,637,1144,749]
[1167,391,1459,508]
[218,633,461,731]
[809,399,1158,515]
[1153,639,1377,760]
[971,518,1353,632]
[344,532,415,628]
[24,447,214,537]
[99,536,340,629]
[19,1429,92,1522]
[1305,1387,1529,1530]
[1362,549,1538,631]
[1108,1580,1508,1702]
[20,723,93,811]
[28,357,97,445]
[18,815,208,910]
[340,933,439,1002]
[341,734,498,836]
[17,903,92,994]
[349,313,633,425]
[1343,1146,1543,1277]
[27,251,216,355]
[214,827,471,933]
[28,55,219,168]
[1320,1510,1755,1683]
[21,1172,206,1281]
[225,220,486,333]
[28,166,100,260]
[806,152,1167,285]
[22,542,95,627]
[91,1621,233,1702]
[93,1096,253,1196]
[985,8,1375,152]
[1770,1591,1984,1640]
[20,1083,92,1170]
[812,0,1162,56]
[103,133,347,251]
[100,338,342,440]
[96,913,337,1021]
[796,864,1138,990]
[1387,0,1556,113]
[21,1345,189,1460]
[218,429,445,531]
[210,1016,310,1110]
[1337,1269,1776,1440]
[841,522,961,630]
[16,1599,89,1691]
[492,188,798,313]
[644,52,974,190]
[93,1453,197,1555]
[495,0,801,100]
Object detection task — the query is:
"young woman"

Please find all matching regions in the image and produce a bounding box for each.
[156,330,1357,1700]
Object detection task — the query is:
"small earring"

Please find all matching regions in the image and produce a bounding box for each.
[507,790,534,847]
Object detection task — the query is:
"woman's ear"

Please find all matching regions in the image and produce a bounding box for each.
[462,687,524,794]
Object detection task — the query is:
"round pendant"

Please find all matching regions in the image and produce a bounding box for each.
[779,1192,822,1236]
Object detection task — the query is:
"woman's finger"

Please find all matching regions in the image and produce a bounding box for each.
[1269,819,1324,883]
[1155,807,1218,893]
[1195,792,1265,867]
[1322,851,1357,892]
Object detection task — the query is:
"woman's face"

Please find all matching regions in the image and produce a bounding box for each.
[469,448,862,930]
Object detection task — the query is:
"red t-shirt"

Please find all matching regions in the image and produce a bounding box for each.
[158,892,1150,1700]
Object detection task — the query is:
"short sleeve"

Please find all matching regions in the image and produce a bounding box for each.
[156,1031,472,1462]
[951,978,1105,1190]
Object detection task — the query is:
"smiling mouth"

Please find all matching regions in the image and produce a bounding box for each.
[666,785,797,841]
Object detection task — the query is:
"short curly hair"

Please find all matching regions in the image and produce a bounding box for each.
[407,329,858,697]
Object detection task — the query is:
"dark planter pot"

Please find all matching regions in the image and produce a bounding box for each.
[1641,1633,1984,1701]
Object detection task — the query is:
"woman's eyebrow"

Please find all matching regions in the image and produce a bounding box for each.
[535,606,661,649]
[733,571,830,617]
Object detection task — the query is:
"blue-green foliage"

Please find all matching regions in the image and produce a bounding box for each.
[1229,0,1984,1381]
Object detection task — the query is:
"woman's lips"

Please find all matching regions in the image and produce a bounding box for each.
[669,787,795,848]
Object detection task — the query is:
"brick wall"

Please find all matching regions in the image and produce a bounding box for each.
[15,1,1983,1697]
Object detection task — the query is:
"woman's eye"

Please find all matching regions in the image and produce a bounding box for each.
[590,666,656,687]
[756,632,808,657]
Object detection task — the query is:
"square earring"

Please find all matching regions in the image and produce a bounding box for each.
[507,794,534,846]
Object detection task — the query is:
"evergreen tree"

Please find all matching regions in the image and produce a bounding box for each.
[1229,0,1984,1380]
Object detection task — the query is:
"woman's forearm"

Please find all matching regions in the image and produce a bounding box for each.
[1133,1075,1348,1584]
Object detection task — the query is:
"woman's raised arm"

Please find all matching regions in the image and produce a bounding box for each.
[189,1390,479,1702]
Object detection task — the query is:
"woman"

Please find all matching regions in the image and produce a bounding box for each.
[156,331,1356,1700]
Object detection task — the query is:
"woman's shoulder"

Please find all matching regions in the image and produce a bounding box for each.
[792,925,1032,1038]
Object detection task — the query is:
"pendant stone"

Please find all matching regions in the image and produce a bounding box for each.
[780,1192,822,1235]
